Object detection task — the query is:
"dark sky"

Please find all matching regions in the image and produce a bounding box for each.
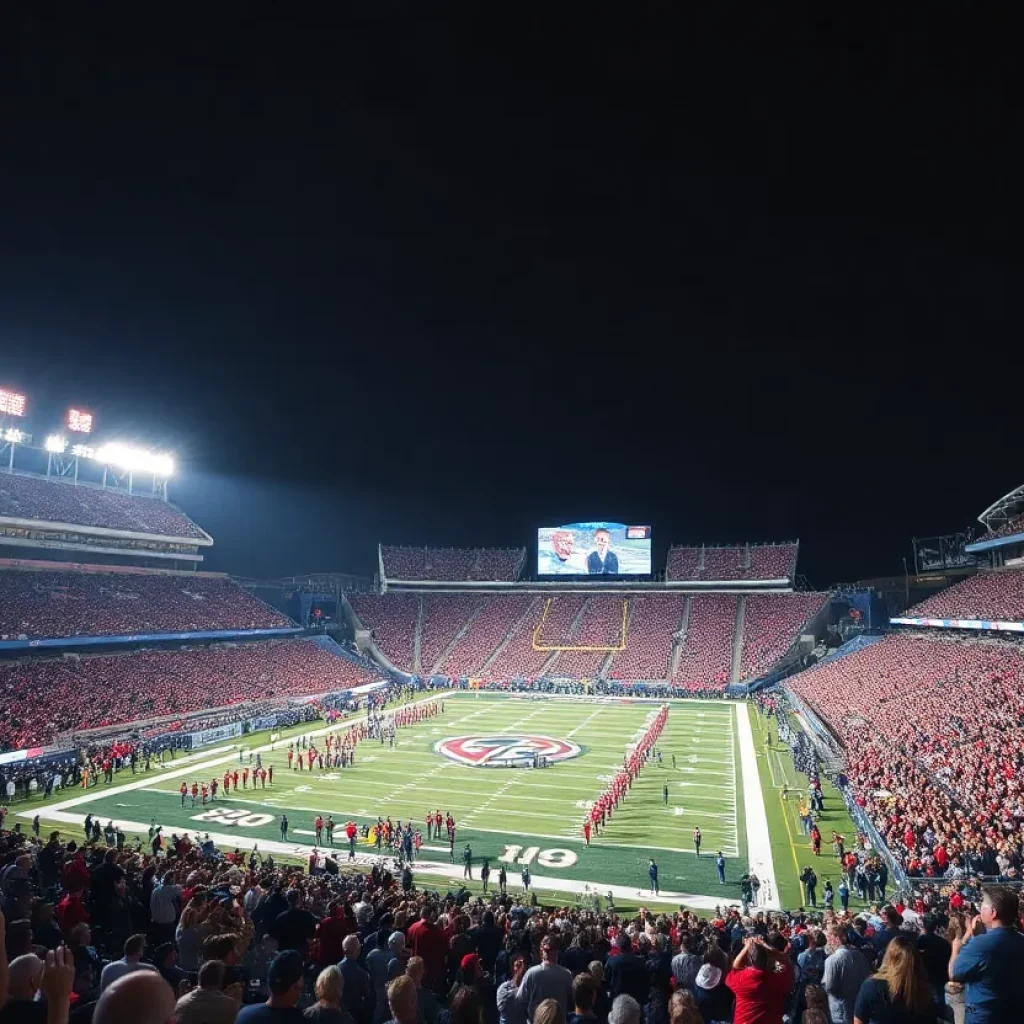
[1,9,1019,587]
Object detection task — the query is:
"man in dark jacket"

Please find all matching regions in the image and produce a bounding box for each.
[339,933,372,1022]
[604,934,647,1004]
[272,890,317,959]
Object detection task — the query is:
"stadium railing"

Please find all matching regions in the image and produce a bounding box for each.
[783,687,912,894]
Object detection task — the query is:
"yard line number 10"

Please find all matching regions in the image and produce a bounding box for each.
[499,846,577,868]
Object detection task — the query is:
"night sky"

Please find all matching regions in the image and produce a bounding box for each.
[1,10,1019,587]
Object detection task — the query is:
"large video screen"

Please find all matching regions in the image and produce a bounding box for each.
[538,522,652,576]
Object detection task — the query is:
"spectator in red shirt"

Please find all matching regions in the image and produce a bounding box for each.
[725,934,794,1024]
[406,906,448,994]
[57,890,90,935]
[317,901,350,968]
[62,853,91,896]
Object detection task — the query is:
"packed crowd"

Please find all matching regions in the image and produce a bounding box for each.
[3,816,1024,1024]
[380,547,526,583]
[788,633,1024,882]
[0,568,293,641]
[0,638,378,751]
[351,593,821,689]
[905,567,1024,623]
[665,544,799,583]
[739,595,828,682]
[0,471,206,539]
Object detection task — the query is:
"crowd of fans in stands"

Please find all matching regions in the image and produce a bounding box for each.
[0,639,376,751]
[665,545,799,583]
[0,472,206,539]
[0,569,293,641]
[3,815,1024,1024]
[905,567,1024,623]
[380,547,525,583]
[789,632,1024,887]
[352,593,821,691]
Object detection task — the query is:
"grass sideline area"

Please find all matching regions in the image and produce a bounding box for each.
[11,693,867,913]
[751,705,869,911]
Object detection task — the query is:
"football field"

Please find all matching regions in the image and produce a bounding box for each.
[21,693,777,908]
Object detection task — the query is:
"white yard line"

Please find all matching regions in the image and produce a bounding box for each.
[26,691,456,817]
[498,707,554,733]
[567,707,605,738]
[736,701,779,909]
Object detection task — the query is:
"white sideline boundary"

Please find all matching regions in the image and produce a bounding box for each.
[736,702,779,909]
[22,691,457,817]
[31,807,740,912]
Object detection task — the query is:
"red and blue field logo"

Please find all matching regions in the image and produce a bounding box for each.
[435,734,582,767]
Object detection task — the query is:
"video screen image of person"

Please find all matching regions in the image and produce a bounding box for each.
[587,528,619,574]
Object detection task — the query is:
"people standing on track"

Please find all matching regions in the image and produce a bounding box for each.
[716,851,726,884]
[693,826,702,857]
[280,814,289,841]
[649,858,659,894]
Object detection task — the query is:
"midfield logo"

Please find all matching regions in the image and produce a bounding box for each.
[435,734,581,768]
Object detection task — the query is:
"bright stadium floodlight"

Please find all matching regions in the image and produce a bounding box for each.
[0,388,27,417]
[67,408,93,433]
[45,435,67,453]
[93,442,175,477]
[71,443,95,459]
[4,427,27,443]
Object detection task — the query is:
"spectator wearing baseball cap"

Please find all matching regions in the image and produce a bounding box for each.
[238,949,306,1023]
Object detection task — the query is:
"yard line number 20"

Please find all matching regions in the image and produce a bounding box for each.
[190,808,275,828]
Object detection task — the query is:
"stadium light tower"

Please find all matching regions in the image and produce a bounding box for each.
[88,441,175,499]
[0,388,27,417]
[45,434,67,453]
[67,408,93,433]
[93,442,174,477]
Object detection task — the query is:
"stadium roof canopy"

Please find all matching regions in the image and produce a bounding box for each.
[965,482,1024,553]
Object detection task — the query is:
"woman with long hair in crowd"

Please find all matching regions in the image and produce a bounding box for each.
[667,990,702,1024]
[853,933,934,1024]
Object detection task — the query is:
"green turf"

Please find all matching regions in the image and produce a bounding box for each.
[26,694,748,900]
[751,706,871,912]
[16,694,874,910]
